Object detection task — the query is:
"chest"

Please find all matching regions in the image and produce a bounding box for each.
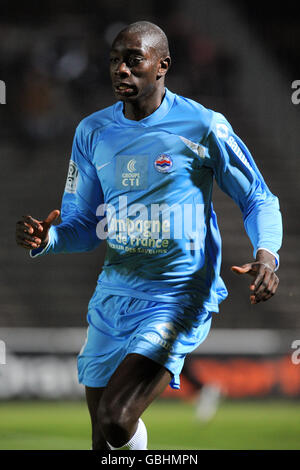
[91,126,211,201]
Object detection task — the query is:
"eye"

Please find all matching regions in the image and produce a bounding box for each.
[128,56,143,67]
[110,57,119,64]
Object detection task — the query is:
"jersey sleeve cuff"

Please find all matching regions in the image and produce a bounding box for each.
[30,233,52,258]
[255,247,279,271]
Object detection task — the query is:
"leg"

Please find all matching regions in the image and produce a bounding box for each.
[98,353,172,448]
[181,355,203,392]
[85,386,110,450]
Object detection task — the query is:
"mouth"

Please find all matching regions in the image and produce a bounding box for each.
[113,83,137,96]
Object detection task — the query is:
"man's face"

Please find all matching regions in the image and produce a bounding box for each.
[110,30,163,103]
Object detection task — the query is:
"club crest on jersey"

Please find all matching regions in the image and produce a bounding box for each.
[154,154,173,173]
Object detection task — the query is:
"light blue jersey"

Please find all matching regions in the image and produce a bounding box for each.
[31,88,282,314]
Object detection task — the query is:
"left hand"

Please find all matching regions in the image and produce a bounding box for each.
[231,252,279,304]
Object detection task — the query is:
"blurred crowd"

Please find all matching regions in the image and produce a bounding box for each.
[0,5,237,148]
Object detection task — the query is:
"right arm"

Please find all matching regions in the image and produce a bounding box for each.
[16,121,104,256]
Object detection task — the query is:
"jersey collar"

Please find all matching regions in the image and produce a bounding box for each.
[113,88,175,127]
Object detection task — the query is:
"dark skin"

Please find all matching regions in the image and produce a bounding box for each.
[15,28,279,449]
[109,29,171,120]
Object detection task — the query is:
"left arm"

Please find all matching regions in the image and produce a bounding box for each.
[203,113,283,304]
[231,249,279,304]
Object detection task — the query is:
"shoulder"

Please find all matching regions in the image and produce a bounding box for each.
[71,104,117,158]
[208,111,233,139]
[170,92,232,140]
[75,104,116,138]
[174,93,212,120]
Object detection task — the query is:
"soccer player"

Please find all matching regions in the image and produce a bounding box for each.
[16,21,282,450]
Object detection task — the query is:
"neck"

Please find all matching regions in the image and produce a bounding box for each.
[123,86,166,121]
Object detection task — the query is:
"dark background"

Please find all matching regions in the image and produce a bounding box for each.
[1,0,299,330]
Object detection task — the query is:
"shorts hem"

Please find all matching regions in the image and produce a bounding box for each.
[126,346,181,389]
[78,377,109,388]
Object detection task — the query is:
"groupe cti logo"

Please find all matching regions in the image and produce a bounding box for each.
[0,80,6,104]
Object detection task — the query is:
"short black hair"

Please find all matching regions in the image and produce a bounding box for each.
[114,21,170,59]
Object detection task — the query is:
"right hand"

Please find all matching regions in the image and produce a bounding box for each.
[16,210,60,250]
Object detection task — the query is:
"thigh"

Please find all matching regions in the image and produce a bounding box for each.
[77,294,138,389]
[85,386,106,425]
[100,353,172,423]
[85,386,110,450]
[125,307,212,390]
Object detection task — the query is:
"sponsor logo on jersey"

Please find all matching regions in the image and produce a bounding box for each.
[127,159,136,172]
[154,154,173,173]
[216,123,229,140]
[96,161,111,171]
[216,122,252,172]
[96,195,205,254]
[142,323,178,351]
[115,155,148,190]
[65,160,78,194]
[226,136,252,172]
[142,323,178,352]
[155,322,178,340]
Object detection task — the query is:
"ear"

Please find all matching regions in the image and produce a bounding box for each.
[157,56,171,79]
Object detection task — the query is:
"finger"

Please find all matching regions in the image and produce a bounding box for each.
[16,222,34,236]
[24,234,42,244]
[16,233,41,247]
[17,237,39,249]
[16,222,34,234]
[231,264,253,275]
[271,276,279,294]
[16,229,42,243]
[250,264,268,292]
[43,210,60,227]
[23,225,34,234]
[22,215,43,232]
[262,276,279,302]
[254,269,272,298]
[16,221,34,234]
[256,274,278,303]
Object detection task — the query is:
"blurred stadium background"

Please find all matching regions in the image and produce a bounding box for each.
[1,0,300,450]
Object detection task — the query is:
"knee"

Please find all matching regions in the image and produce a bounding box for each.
[98,397,135,445]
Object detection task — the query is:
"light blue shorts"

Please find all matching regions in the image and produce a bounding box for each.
[77,289,212,389]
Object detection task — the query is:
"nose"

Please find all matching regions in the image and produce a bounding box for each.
[115,61,130,77]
